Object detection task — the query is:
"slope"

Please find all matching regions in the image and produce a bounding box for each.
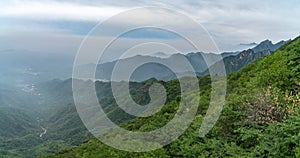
[46,37,300,157]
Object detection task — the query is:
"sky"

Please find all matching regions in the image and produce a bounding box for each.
[1,0,300,61]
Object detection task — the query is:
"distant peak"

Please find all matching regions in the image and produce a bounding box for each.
[252,39,288,53]
[259,39,273,45]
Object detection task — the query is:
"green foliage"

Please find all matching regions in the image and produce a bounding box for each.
[2,37,300,157]
[44,36,300,157]
[0,107,40,138]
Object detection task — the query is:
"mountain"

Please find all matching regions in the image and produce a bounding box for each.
[0,107,40,138]
[252,39,290,53]
[0,76,180,157]
[221,51,240,58]
[79,39,288,82]
[78,52,224,81]
[47,36,300,157]
[206,49,271,75]
[205,40,290,75]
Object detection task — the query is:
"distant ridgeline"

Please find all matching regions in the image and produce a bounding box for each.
[76,39,289,81]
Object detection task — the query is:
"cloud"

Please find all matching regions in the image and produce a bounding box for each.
[1,0,300,54]
[239,42,258,47]
[0,32,219,63]
[0,1,126,21]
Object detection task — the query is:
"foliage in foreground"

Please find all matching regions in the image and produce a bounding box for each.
[46,37,300,157]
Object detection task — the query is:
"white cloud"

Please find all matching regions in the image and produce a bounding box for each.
[0,0,300,53]
[0,1,126,21]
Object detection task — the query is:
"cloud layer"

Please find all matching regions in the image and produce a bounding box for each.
[1,0,300,58]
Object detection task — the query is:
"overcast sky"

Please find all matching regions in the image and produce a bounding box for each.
[1,0,300,61]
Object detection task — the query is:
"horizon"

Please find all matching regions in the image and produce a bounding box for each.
[0,37,293,64]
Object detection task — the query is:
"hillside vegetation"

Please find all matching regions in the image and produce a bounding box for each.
[46,37,300,157]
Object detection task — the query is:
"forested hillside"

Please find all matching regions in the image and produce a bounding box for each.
[46,37,300,157]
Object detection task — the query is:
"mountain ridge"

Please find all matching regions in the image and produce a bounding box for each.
[78,39,289,81]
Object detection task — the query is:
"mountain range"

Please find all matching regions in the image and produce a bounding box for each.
[77,39,289,81]
[0,38,297,157]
